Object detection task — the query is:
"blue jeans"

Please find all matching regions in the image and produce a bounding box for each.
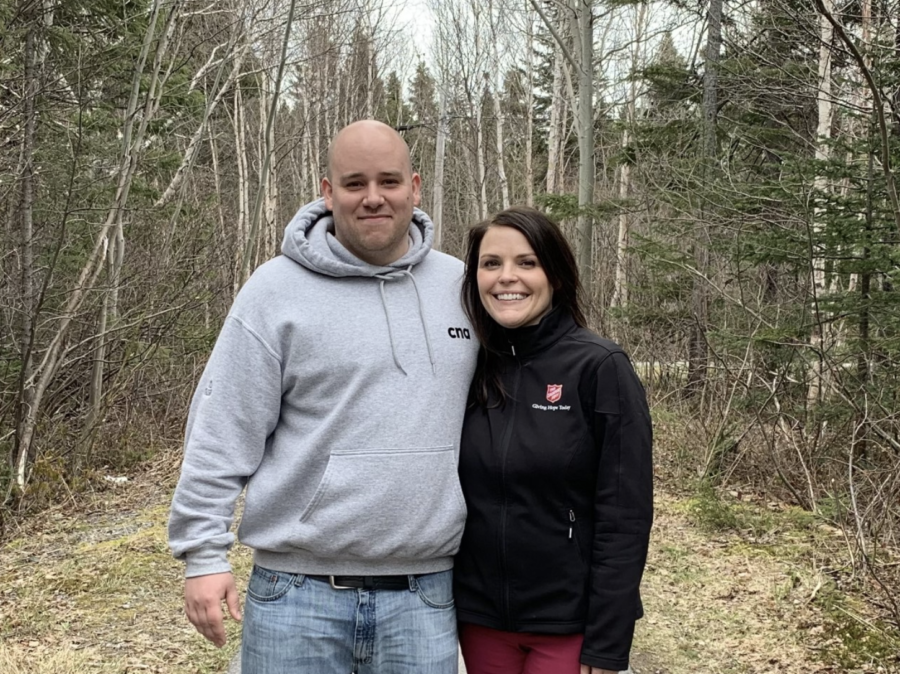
[241,565,458,674]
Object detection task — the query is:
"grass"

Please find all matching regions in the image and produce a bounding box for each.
[0,455,252,674]
[2,450,899,673]
[0,643,108,674]
[675,483,900,673]
[635,489,900,674]
[815,583,900,671]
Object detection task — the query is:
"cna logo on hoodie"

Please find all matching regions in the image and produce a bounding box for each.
[532,384,571,412]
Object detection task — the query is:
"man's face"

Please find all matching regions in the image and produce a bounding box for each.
[322,124,422,266]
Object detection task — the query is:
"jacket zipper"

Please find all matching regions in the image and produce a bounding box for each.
[569,509,576,539]
[498,359,521,630]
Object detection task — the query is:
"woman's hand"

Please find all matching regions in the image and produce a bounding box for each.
[579,666,619,674]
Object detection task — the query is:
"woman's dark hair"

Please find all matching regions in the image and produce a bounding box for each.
[461,206,587,406]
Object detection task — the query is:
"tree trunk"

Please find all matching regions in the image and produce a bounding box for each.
[546,39,565,195]
[233,81,249,296]
[493,79,510,209]
[240,0,296,285]
[476,100,488,218]
[807,0,834,407]
[855,149,874,458]
[366,28,375,119]
[210,134,227,243]
[611,127,630,311]
[433,93,449,251]
[525,4,535,207]
[529,0,593,290]
[13,17,38,491]
[574,0,595,299]
[687,0,722,392]
[258,75,271,263]
[489,2,509,210]
[611,2,646,315]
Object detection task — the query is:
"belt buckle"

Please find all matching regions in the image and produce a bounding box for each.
[329,576,356,590]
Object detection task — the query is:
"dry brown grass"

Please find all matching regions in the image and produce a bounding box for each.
[632,490,900,674]
[1,450,897,674]
[0,453,251,674]
[0,642,108,673]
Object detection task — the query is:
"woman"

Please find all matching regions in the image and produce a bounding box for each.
[454,207,653,674]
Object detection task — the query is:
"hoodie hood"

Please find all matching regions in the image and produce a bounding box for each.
[281,198,435,277]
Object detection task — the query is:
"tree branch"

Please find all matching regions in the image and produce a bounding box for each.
[812,0,900,236]
[528,0,578,72]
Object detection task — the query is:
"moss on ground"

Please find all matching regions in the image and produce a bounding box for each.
[815,585,900,671]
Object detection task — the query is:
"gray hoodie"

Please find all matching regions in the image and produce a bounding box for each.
[168,199,478,577]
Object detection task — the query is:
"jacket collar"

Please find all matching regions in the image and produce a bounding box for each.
[498,305,578,358]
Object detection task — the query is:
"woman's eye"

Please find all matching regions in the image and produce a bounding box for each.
[480,260,500,269]
[520,259,537,268]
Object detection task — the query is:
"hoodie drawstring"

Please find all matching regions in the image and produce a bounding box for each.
[375,268,436,376]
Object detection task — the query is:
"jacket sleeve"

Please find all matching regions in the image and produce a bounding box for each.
[580,351,653,671]
[167,314,283,578]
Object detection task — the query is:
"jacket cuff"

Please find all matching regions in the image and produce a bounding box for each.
[184,548,232,578]
[580,649,630,672]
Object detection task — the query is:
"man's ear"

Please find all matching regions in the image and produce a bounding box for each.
[321,176,334,210]
[411,173,422,207]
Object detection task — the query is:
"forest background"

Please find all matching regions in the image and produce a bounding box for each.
[1,0,900,670]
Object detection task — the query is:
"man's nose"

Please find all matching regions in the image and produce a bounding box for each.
[363,184,384,207]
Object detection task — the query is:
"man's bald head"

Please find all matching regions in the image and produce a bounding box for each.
[320,120,422,266]
[325,120,414,180]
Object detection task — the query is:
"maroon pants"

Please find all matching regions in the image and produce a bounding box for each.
[459,623,585,674]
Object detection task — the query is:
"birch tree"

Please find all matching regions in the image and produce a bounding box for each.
[15,0,183,490]
[610,1,649,312]
[531,0,595,295]
[806,0,835,407]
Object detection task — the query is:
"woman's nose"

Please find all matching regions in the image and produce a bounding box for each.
[498,265,517,283]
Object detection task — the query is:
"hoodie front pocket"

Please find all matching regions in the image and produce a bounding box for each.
[294,445,466,560]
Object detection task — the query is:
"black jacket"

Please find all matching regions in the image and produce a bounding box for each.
[454,307,653,672]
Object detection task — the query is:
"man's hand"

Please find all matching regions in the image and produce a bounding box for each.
[184,572,242,647]
[580,666,619,674]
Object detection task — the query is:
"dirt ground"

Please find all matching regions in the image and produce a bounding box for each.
[1,451,898,674]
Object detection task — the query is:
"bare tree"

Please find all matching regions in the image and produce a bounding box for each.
[239,0,297,284]
[524,3,535,206]
[686,0,722,392]
[611,1,649,313]
[806,0,835,407]
[14,0,183,492]
[530,0,595,294]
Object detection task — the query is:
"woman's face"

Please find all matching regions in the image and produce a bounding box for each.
[476,226,553,329]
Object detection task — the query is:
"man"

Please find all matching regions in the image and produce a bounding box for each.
[168,120,478,673]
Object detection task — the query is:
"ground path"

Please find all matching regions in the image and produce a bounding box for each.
[0,451,895,673]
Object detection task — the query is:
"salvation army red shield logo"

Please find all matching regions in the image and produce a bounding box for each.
[546,384,563,403]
